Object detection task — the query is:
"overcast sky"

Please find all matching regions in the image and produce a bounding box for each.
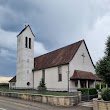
[0,0,110,77]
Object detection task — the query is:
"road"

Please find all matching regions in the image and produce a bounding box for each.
[0,96,92,110]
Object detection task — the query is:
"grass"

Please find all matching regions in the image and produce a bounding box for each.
[0,88,75,96]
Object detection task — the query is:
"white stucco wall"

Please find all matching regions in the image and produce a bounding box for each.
[9,82,16,89]
[34,65,68,91]
[16,26,34,89]
[69,41,96,89]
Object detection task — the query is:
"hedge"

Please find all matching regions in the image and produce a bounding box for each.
[77,88,97,95]
[0,83,9,88]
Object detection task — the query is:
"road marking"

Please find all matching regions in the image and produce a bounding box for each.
[0,108,7,110]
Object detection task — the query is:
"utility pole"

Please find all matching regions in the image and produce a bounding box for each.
[67,64,70,93]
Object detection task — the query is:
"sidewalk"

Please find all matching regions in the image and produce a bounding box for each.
[0,96,93,110]
[78,101,93,108]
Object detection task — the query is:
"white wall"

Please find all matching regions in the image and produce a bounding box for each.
[16,26,34,89]
[69,41,96,89]
[9,82,16,89]
[34,65,68,91]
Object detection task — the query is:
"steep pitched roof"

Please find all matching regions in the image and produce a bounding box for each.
[17,25,35,37]
[33,40,83,71]
[70,70,102,81]
[9,76,16,82]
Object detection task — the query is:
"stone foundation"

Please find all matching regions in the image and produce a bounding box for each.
[93,98,110,110]
[0,92,81,107]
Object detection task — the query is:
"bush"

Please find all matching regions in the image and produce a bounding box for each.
[96,84,100,90]
[101,82,106,89]
[102,89,110,101]
[77,88,98,100]
[77,88,97,95]
[38,78,47,93]
[0,83,9,88]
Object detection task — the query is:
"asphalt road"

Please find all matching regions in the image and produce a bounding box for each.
[0,96,93,110]
[0,99,42,110]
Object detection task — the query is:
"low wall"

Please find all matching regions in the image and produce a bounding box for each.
[93,98,110,110]
[0,91,81,107]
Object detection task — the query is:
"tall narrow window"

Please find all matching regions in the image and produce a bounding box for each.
[58,66,62,81]
[29,38,31,49]
[25,37,28,48]
[42,70,45,83]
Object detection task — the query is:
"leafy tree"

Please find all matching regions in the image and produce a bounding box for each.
[38,78,47,93]
[96,36,110,85]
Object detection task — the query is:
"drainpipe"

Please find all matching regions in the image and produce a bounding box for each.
[67,64,70,93]
[32,71,34,89]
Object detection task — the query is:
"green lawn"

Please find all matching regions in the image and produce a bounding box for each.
[0,88,75,96]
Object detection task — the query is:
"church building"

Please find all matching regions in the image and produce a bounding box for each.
[9,25,101,91]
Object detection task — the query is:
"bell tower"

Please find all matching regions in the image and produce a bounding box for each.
[16,25,34,89]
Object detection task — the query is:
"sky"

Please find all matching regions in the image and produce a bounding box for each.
[0,0,110,77]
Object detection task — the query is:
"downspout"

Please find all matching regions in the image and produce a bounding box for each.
[67,64,70,93]
[32,71,34,89]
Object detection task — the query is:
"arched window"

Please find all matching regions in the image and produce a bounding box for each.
[27,82,30,86]
[29,38,31,49]
[25,37,28,48]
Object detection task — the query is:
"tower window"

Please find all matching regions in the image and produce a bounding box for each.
[27,82,30,86]
[29,38,31,49]
[25,37,28,48]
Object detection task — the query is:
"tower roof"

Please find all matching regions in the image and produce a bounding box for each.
[17,25,35,37]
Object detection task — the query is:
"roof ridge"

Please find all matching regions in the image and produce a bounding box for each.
[34,39,84,59]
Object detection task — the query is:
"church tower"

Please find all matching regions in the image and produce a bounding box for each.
[16,25,34,89]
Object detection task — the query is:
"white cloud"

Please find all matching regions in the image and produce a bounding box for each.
[1,0,110,75]
[34,41,48,57]
[0,27,17,51]
[0,76,12,83]
[0,27,48,58]
[85,13,110,64]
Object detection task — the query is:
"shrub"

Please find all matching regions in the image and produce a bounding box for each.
[77,88,97,95]
[38,78,47,93]
[77,88,98,100]
[101,82,106,89]
[0,83,9,88]
[102,89,110,101]
[96,84,100,90]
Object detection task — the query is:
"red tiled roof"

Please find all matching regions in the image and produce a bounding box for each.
[33,40,83,71]
[9,76,16,82]
[70,70,102,81]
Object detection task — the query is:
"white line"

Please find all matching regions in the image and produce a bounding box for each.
[0,108,7,110]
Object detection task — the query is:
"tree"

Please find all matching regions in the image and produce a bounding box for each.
[37,78,47,93]
[96,36,110,86]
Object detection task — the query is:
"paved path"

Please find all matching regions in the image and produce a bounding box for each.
[0,96,93,110]
[78,101,93,108]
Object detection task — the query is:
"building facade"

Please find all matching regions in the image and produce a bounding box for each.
[9,25,101,91]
